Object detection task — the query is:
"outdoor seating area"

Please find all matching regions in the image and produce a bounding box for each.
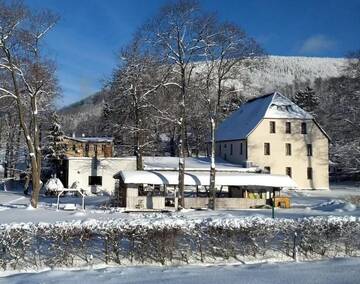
[113,170,297,210]
[45,176,86,211]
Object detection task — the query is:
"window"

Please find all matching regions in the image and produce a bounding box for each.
[286,143,292,156]
[72,144,76,151]
[219,144,221,155]
[230,144,233,155]
[285,122,291,134]
[88,176,102,186]
[94,145,98,156]
[270,121,276,133]
[264,166,271,174]
[286,167,292,177]
[224,144,227,148]
[307,167,313,180]
[264,143,270,155]
[301,122,307,134]
[240,143,243,155]
[85,144,89,157]
[307,144,313,156]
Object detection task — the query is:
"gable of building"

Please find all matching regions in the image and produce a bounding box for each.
[215,92,329,142]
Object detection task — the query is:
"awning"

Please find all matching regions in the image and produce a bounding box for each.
[114,170,297,188]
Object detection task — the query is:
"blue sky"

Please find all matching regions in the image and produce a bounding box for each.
[25,0,360,107]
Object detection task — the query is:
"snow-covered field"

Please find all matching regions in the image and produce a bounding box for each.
[1,182,360,283]
[1,258,359,284]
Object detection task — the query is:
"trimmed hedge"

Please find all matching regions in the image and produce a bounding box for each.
[0,216,359,270]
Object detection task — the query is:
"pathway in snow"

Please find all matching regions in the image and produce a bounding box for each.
[1,258,359,284]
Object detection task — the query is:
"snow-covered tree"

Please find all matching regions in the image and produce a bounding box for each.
[44,113,66,160]
[104,35,173,170]
[142,0,217,207]
[293,86,319,115]
[0,1,59,207]
[197,21,265,209]
[344,49,360,79]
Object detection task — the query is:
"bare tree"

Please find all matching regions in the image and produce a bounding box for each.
[105,35,174,170]
[197,21,265,209]
[0,1,58,207]
[144,0,215,207]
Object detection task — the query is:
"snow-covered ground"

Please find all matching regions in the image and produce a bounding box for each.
[1,182,360,282]
[1,258,359,284]
[0,182,360,224]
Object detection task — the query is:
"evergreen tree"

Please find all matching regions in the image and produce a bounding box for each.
[43,113,67,178]
[293,86,319,115]
[45,113,66,160]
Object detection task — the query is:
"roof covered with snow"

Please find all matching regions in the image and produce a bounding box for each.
[115,170,297,188]
[143,156,258,172]
[215,92,314,142]
[65,136,113,143]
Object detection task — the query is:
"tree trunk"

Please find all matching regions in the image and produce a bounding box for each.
[30,95,42,208]
[5,115,16,178]
[30,166,41,208]
[134,89,144,171]
[178,66,186,209]
[208,116,216,210]
[183,118,190,157]
[178,127,185,208]
[10,126,21,177]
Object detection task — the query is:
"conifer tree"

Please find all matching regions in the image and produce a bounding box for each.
[293,86,319,115]
[44,113,66,177]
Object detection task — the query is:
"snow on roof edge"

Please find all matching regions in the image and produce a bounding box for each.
[115,170,298,188]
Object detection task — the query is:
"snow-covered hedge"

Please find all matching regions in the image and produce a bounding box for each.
[0,216,359,271]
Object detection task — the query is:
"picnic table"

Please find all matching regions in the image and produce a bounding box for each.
[56,187,86,210]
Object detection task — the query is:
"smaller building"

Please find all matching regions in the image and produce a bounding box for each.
[113,170,296,210]
[63,156,257,195]
[63,157,136,194]
[63,136,113,158]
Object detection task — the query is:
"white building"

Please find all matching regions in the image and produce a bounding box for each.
[64,156,260,194]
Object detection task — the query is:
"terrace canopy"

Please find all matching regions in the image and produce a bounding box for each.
[114,170,297,189]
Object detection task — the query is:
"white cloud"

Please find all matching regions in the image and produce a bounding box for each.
[299,35,337,54]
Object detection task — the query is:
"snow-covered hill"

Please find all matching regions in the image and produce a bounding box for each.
[59,56,346,134]
[242,55,345,94]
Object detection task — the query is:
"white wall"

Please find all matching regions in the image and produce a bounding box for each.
[67,157,136,194]
[247,119,329,189]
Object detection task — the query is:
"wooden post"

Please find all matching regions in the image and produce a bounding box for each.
[174,185,179,210]
[272,188,275,219]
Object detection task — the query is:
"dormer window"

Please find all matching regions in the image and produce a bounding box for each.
[285,105,293,112]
